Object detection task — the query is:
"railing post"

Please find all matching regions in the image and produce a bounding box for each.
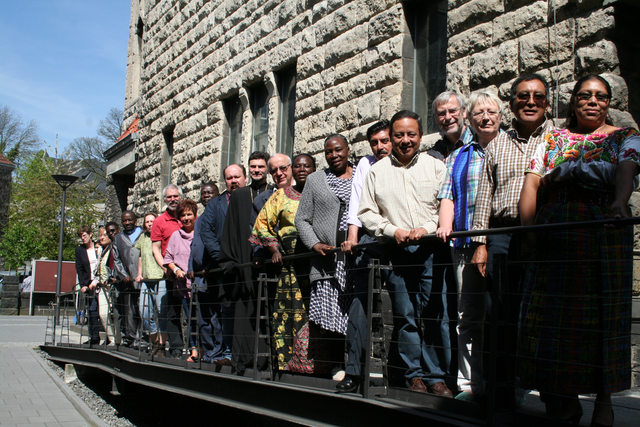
[486,252,508,426]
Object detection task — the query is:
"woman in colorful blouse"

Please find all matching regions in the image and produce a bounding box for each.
[164,199,198,362]
[250,154,316,370]
[518,74,640,426]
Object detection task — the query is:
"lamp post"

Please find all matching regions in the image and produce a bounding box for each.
[52,174,79,326]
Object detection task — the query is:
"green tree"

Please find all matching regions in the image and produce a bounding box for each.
[0,151,103,269]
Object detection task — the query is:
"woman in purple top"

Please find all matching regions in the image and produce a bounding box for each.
[163,199,198,361]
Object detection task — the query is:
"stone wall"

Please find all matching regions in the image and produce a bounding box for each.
[446,0,638,128]
[123,0,639,215]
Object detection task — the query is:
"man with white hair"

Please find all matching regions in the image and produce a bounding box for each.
[151,183,184,357]
[428,91,474,162]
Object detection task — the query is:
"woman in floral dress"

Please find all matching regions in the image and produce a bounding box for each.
[250,154,316,370]
[518,74,640,426]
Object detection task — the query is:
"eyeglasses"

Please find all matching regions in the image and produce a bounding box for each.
[166,195,180,199]
[575,92,610,102]
[270,164,290,174]
[436,108,461,118]
[471,110,500,119]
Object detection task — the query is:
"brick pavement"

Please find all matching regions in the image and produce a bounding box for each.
[0,315,104,427]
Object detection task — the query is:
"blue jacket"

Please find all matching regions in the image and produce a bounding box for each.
[190,192,229,276]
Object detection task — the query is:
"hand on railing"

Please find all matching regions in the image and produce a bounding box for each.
[435,225,454,243]
[313,243,334,256]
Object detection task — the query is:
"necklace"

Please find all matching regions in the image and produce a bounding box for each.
[250,182,269,203]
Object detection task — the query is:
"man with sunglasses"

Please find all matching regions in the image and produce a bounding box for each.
[470,73,553,407]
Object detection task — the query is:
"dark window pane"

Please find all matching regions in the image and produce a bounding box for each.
[278,68,296,156]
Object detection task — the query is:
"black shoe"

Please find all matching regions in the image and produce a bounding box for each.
[169,348,183,359]
[83,339,100,345]
[101,340,112,346]
[336,375,362,393]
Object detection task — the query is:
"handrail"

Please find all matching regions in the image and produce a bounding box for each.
[195,216,640,277]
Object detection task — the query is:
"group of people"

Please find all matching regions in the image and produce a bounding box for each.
[74,72,637,426]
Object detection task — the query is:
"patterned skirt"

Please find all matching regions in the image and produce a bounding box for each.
[517,200,632,394]
[272,262,308,370]
[308,259,354,335]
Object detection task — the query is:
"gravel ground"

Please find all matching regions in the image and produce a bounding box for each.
[36,349,301,427]
[36,349,135,427]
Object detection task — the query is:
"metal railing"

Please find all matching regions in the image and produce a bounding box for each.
[50,216,640,426]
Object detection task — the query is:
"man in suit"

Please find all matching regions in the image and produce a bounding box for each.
[195,165,246,364]
[113,211,144,347]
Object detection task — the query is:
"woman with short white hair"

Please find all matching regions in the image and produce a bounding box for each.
[436,89,503,401]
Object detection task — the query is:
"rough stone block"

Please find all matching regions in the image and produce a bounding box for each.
[335,99,359,131]
[365,60,401,91]
[575,7,615,47]
[447,22,492,62]
[295,91,325,120]
[325,81,352,109]
[519,20,574,74]
[553,0,604,22]
[448,0,504,37]
[356,90,381,124]
[380,82,406,126]
[368,3,404,47]
[601,73,628,111]
[297,73,325,99]
[576,39,620,75]
[325,24,368,66]
[446,57,470,96]
[348,74,368,98]
[469,40,518,88]
[609,109,638,129]
[449,0,473,10]
[492,1,547,46]
[298,47,325,80]
[363,34,405,71]
[335,55,363,84]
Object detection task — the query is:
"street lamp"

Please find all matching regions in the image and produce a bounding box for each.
[52,174,79,327]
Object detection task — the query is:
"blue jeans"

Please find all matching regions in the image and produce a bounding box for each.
[386,243,450,386]
[139,280,166,334]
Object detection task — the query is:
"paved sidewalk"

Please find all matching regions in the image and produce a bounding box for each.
[0,315,104,427]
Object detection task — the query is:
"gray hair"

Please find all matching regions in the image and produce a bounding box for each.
[162,184,183,199]
[467,90,504,116]
[432,91,467,119]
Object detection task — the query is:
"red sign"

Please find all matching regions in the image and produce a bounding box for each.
[32,260,77,293]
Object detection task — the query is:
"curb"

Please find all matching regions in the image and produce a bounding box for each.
[29,347,109,427]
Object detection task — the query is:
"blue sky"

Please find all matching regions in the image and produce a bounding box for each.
[0,1,131,155]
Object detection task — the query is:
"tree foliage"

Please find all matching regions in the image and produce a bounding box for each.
[0,104,40,166]
[0,151,103,269]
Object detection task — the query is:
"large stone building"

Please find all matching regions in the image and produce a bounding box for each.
[103,0,639,220]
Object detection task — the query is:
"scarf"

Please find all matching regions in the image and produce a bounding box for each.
[451,144,474,249]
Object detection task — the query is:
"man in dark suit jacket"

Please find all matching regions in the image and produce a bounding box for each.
[75,225,100,344]
[194,164,246,364]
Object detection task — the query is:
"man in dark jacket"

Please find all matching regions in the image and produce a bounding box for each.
[75,225,100,345]
[195,166,246,364]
